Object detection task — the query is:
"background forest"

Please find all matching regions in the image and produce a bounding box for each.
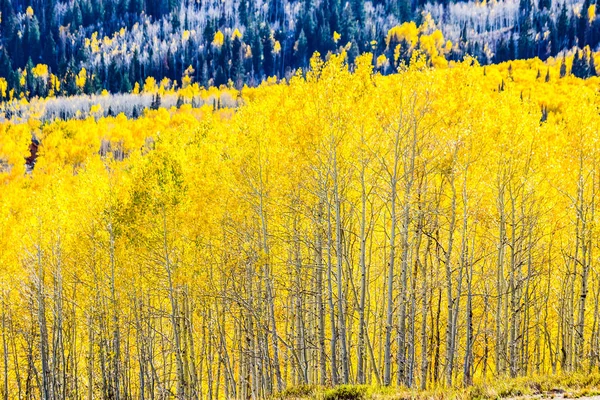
[1,53,600,398]
[1,0,600,99]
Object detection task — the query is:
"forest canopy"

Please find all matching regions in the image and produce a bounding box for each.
[1,52,600,398]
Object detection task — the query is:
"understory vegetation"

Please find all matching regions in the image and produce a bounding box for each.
[280,373,600,399]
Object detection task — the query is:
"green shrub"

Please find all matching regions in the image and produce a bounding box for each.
[323,385,368,400]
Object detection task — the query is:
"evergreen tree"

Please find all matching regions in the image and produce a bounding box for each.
[560,55,567,77]
[72,1,83,27]
[269,0,285,23]
[231,34,245,88]
[129,0,143,14]
[43,31,59,71]
[120,71,133,93]
[151,93,162,109]
[572,49,592,78]
[580,50,590,77]
[589,53,597,76]
[63,68,78,95]
[557,3,569,49]
[578,0,592,46]
[214,65,227,86]
[261,24,275,77]
[340,3,359,50]
[25,58,35,97]
[538,0,551,11]
[294,29,309,68]
[518,18,533,59]
[25,15,42,64]
[568,14,578,47]
[131,49,141,85]
[508,33,517,61]
[351,0,366,27]
[81,0,95,25]
[117,0,129,16]
[84,71,95,94]
[550,22,560,56]
[171,10,181,30]
[93,0,105,25]
[0,49,13,80]
[495,38,510,63]
[108,59,123,93]
[572,50,581,77]
[239,0,249,26]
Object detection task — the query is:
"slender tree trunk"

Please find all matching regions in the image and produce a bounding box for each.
[496,175,507,376]
[326,196,338,386]
[384,155,398,387]
[315,225,327,386]
[257,166,284,393]
[162,208,186,399]
[332,151,349,384]
[35,236,52,400]
[357,163,368,385]
[444,174,457,387]
[2,295,8,400]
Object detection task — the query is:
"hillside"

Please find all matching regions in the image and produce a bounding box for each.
[0,0,599,100]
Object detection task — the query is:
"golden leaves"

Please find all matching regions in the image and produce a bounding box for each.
[212,30,224,49]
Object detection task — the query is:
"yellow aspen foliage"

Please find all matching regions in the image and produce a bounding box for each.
[90,103,103,116]
[232,28,243,40]
[333,31,342,43]
[212,30,224,48]
[3,51,600,400]
[0,78,7,98]
[0,123,30,176]
[88,32,100,53]
[244,44,252,58]
[386,21,419,48]
[32,64,49,79]
[144,76,157,92]
[181,75,192,89]
[76,68,87,89]
[386,19,451,68]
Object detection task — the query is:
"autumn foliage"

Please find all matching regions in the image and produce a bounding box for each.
[1,53,600,398]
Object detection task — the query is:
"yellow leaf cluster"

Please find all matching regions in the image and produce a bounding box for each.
[212,30,224,49]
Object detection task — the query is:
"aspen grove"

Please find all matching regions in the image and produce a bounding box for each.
[1,53,600,398]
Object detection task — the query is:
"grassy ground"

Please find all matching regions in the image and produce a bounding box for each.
[276,372,600,400]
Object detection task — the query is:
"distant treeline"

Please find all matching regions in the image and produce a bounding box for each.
[0,0,599,98]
